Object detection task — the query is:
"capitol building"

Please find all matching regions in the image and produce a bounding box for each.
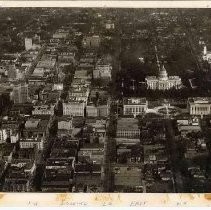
[145,65,182,90]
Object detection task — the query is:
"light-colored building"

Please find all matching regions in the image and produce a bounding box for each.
[58,117,72,130]
[86,104,110,117]
[12,84,29,104]
[36,59,56,70]
[53,29,69,39]
[177,117,201,136]
[53,83,63,91]
[25,37,41,51]
[71,78,91,89]
[57,116,72,137]
[19,136,44,150]
[86,105,98,117]
[93,63,112,80]
[23,118,50,140]
[188,97,211,116]
[69,87,90,99]
[78,144,104,164]
[63,101,85,116]
[116,118,140,145]
[32,104,55,115]
[7,64,24,81]
[202,45,211,63]
[105,21,115,30]
[25,38,33,51]
[0,129,7,144]
[123,97,148,116]
[145,65,182,90]
[82,35,101,48]
[84,119,107,144]
[10,132,19,144]
[74,70,92,80]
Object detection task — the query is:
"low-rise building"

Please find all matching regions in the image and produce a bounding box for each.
[63,101,85,117]
[3,159,36,192]
[93,60,112,80]
[23,118,51,139]
[69,86,90,102]
[74,162,102,192]
[123,97,148,116]
[41,138,77,192]
[184,137,208,159]
[19,136,44,150]
[112,164,143,192]
[86,103,110,118]
[53,29,69,39]
[74,70,92,80]
[57,116,72,137]
[82,35,101,48]
[176,117,201,136]
[32,104,55,115]
[42,159,74,192]
[78,143,104,164]
[116,118,140,145]
[86,104,98,117]
[1,117,22,142]
[0,129,8,144]
[117,144,143,164]
[86,89,110,117]
[83,118,107,144]
[188,97,211,116]
[53,83,63,91]
[71,78,91,89]
[105,21,115,30]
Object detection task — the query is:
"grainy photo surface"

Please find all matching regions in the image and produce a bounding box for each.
[0,7,211,194]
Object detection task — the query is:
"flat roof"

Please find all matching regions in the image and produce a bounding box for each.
[113,165,142,186]
[188,97,211,104]
[123,97,147,105]
[117,118,139,130]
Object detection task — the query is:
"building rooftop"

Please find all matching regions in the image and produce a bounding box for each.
[37,59,56,69]
[75,173,102,185]
[123,97,147,105]
[57,116,72,122]
[46,158,74,167]
[113,164,142,187]
[82,143,104,149]
[188,97,211,104]
[117,118,139,130]
[7,159,34,179]
[24,118,49,131]
[75,163,92,173]
[0,144,15,157]
[25,119,40,128]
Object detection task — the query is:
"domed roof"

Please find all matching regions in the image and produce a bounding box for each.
[159,65,168,80]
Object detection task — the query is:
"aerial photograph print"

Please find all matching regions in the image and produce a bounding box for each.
[0,7,211,196]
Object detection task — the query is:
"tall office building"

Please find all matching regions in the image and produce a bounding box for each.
[13,84,29,104]
[25,38,33,51]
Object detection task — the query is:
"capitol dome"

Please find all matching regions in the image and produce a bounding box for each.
[159,65,168,80]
